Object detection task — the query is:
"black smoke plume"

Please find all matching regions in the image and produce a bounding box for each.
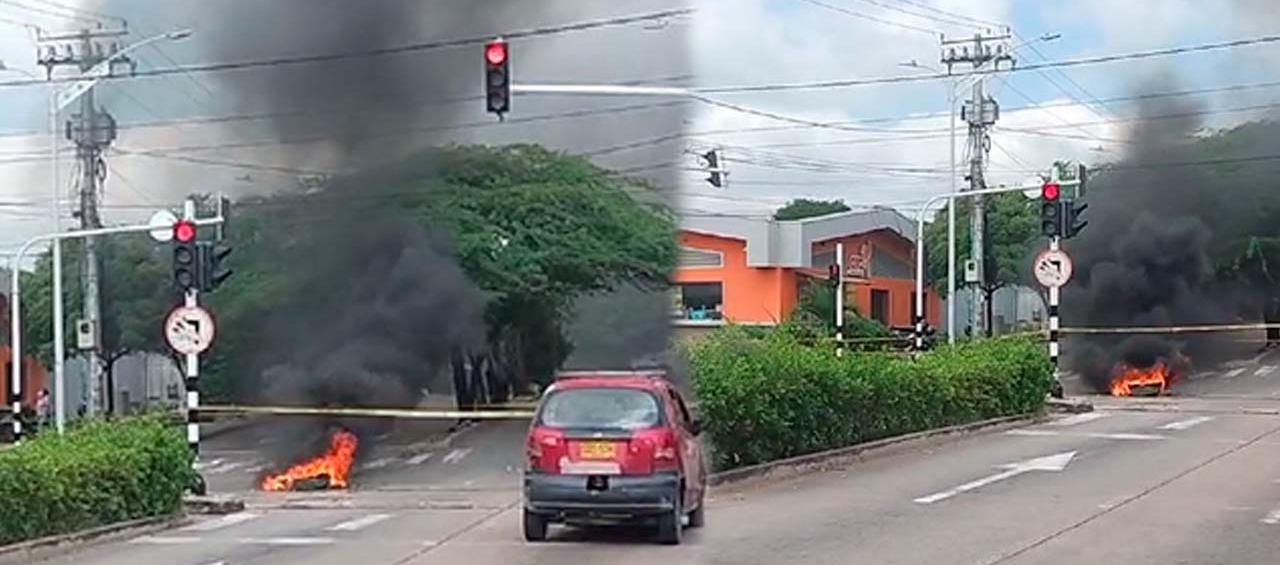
[1061,79,1279,392]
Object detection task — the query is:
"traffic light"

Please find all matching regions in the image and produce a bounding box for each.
[172,219,198,291]
[484,38,510,116]
[827,262,841,286]
[703,149,726,188]
[1040,182,1062,238]
[1063,201,1088,239]
[197,242,233,292]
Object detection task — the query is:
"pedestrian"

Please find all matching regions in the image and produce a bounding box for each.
[35,388,50,431]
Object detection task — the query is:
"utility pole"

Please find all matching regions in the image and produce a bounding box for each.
[38,25,130,417]
[941,32,1013,337]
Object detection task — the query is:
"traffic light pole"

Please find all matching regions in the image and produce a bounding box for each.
[836,242,845,358]
[7,214,224,440]
[1048,236,1061,379]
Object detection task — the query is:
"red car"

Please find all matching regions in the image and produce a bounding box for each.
[522,370,707,545]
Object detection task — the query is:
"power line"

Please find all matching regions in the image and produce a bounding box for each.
[794,0,940,36]
[895,0,1004,29]
[28,0,124,23]
[693,32,1280,94]
[849,0,987,31]
[0,8,694,88]
[0,0,95,23]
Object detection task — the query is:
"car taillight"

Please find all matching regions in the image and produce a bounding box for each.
[528,427,563,471]
[634,428,679,472]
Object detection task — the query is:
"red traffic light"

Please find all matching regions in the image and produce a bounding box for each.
[173,220,196,243]
[485,41,507,66]
[1041,183,1061,201]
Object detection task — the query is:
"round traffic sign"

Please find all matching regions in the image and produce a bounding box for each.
[1034,248,1074,288]
[148,210,179,243]
[164,305,216,355]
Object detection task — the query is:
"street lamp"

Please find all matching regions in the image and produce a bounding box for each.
[900,31,1061,344]
[28,27,194,435]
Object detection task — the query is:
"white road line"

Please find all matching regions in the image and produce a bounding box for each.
[443,448,472,465]
[181,512,260,532]
[1224,367,1247,379]
[239,537,335,545]
[327,513,394,532]
[1257,365,1278,377]
[1159,416,1215,431]
[1006,429,1166,441]
[205,461,246,474]
[407,452,435,465]
[194,458,223,471]
[1262,509,1280,525]
[360,457,396,470]
[132,536,202,545]
[1050,412,1108,427]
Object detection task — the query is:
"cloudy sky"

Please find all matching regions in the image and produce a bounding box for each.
[2,0,1280,257]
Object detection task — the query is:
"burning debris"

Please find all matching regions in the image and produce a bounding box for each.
[261,430,359,492]
[1109,362,1173,397]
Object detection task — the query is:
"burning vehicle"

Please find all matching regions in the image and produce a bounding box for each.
[261,429,359,492]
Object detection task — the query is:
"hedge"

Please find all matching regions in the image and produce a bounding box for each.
[686,327,1053,470]
[0,416,194,545]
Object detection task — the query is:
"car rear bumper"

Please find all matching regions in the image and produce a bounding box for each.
[524,472,679,519]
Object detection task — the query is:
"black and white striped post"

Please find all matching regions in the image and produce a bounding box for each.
[8,349,21,444]
[184,288,200,458]
[1048,236,1061,378]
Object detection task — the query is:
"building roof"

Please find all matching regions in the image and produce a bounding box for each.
[680,207,916,268]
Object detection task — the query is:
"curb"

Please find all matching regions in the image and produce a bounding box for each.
[707,412,1044,489]
[0,513,190,564]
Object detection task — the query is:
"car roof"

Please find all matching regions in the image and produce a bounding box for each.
[547,371,671,393]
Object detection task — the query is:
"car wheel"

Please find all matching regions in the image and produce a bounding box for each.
[523,509,548,542]
[657,494,683,545]
[687,499,705,529]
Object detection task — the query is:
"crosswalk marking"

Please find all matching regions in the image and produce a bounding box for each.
[1159,416,1214,431]
[1050,412,1107,427]
[238,537,334,545]
[1007,429,1165,441]
[1262,509,1280,525]
[360,457,396,470]
[181,512,260,532]
[205,461,246,474]
[1224,367,1247,379]
[1257,365,1277,377]
[407,452,435,465]
[194,458,224,471]
[443,448,472,465]
[327,513,393,532]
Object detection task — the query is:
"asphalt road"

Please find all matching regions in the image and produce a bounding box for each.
[32,346,1280,564]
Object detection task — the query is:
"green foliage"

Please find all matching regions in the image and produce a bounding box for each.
[686,327,1051,470]
[788,280,890,339]
[923,193,1039,297]
[773,198,851,221]
[0,416,193,544]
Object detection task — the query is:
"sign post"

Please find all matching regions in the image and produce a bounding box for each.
[1034,241,1073,397]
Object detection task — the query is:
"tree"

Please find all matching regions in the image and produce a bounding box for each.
[788,280,890,341]
[774,198,851,221]
[923,193,1039,335]
[20,236,174,410]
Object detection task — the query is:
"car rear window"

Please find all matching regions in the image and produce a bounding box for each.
[539,387,663,430]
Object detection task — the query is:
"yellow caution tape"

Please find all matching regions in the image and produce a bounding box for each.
[200,404,535,420]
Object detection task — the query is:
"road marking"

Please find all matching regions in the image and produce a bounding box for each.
[1050,412,1107,427]
[1159,416,1215,431]
[360,457,396,470]
[239,536,334,545]
[443,448,472,465]
[132,536,202,545]
[1257,365,1278,377]
[1006,429,1165,441]
[1262,509,1280,525]
[914,451,1076,505]
[205,461,245,474]
[327,513,393,532]
[194,458,223,471]
[407,452,435,465]
[181,512,260,532]
[1224,367,1247,379]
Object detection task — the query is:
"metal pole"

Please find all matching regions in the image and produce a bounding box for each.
[969,78,986,339]
[1048,236,1061,377]
[184,289,199,457]
[50,90,65,433]
[8,259,21,442]
[835,242,845,357]
[946,82,957,345]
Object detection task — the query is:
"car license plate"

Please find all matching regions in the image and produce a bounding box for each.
[580,441,616,459]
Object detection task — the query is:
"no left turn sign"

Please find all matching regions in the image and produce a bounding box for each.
[165,305,216,355]
[1034,248,1074,289]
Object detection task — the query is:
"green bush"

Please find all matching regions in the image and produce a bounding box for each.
[0,416,194,545]
[687,327,1052,470]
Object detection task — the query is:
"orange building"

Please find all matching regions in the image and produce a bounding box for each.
[673,208,942,330]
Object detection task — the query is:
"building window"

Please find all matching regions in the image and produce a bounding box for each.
[675,282,724,320]
[679,247,723,268]
[871,289,890,325]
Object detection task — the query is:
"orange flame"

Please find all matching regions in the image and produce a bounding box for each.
[1110,362,1172,397]
[260,430,359,492]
